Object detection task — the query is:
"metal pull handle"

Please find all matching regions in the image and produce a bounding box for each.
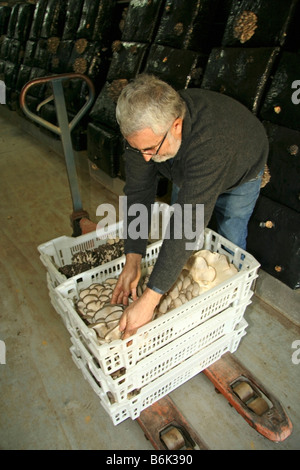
[20,73,96,222]
[19,73,95,135]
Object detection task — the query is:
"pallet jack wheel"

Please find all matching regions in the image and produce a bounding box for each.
[232,381,255,402]
[247,397,270,416]
[233,381,270,416]
[203,352,293,442]
[160,426,185,450]
[136,396,209,450]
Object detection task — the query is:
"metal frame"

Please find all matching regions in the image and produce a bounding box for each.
[20,73,95,233]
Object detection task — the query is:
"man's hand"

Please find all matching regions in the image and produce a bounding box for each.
[111,253,142,306]
[119,287,163,339]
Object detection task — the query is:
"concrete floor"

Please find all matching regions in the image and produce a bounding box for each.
[0,105,299,450]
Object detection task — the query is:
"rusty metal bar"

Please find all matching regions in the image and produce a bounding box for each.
[19,73,95,228]
[19,73,95,135]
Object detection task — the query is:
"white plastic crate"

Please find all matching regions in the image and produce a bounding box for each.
[55,228,259,375]
[38,202,170,288]
[47,273,71,329]
[70,319,248,425]
[69,297,251,403]
[38,221,123,288]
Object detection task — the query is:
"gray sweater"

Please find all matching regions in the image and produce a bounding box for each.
[123,89,269,293]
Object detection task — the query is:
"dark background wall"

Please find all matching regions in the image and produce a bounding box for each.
[0,0,299,289]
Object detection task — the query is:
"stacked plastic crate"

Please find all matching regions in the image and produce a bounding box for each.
[52,226,260,425]
[38,202,168,327]
[38,221,123,329]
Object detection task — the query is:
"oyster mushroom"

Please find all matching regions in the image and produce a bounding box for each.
[104,278,118,286]
[169,285,179,300]
[77,300,86,316]
[86,300,103,312]
[182,275,191,290]
[158,297,169,314]
[82,294,99,305]
[187,255,216,283]
[91,310,106,322]
[105,310,123,322]
[104,325,122,342]
[98,295,110,304]
[88,288,101,295]
[79,288,91,299]
[173,297,183,309]
[176,279,183,291]
[92,284,105,294]
[106,319,120,330]
[191,282,200,297]
[101,288,113,296]
[84,312,98,323]
[186,290,192,301]
[89,321,108,338]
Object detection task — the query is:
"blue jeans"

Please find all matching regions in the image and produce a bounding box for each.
[171,170,263,250]
[213,171,263,249]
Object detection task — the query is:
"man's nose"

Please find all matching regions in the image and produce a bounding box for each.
[142,153,152,162]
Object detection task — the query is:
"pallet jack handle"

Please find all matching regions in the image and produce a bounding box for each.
[19,73,96,236]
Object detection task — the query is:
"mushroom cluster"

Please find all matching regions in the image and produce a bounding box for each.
[74,250,238,343]
[185,250,238,291]
[76,278,125,343]
[233,10,258,44]
[153,270,201,318]
[136,264,154,297]
[59,237,124,278]
[153,250,238,318]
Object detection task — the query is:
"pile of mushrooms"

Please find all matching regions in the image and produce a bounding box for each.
[76,278,125,343]
[185,250,238,290]
[153,250,238,318]
[59,237,124,278]
[233,10,258,44]
[74,250,238,343]
[153,270,201,319]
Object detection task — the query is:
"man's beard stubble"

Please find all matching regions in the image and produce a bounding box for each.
[151,134,182,163]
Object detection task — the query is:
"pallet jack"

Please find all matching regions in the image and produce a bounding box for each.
[136,355,293,450]
[20,74,293,450]
[19,73,95,236]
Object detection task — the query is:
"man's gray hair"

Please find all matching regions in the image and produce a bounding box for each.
[116,74,186,137]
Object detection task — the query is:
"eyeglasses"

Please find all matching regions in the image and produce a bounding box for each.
[125,127,170,156]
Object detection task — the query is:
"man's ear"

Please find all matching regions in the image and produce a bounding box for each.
[172,117,183,138]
